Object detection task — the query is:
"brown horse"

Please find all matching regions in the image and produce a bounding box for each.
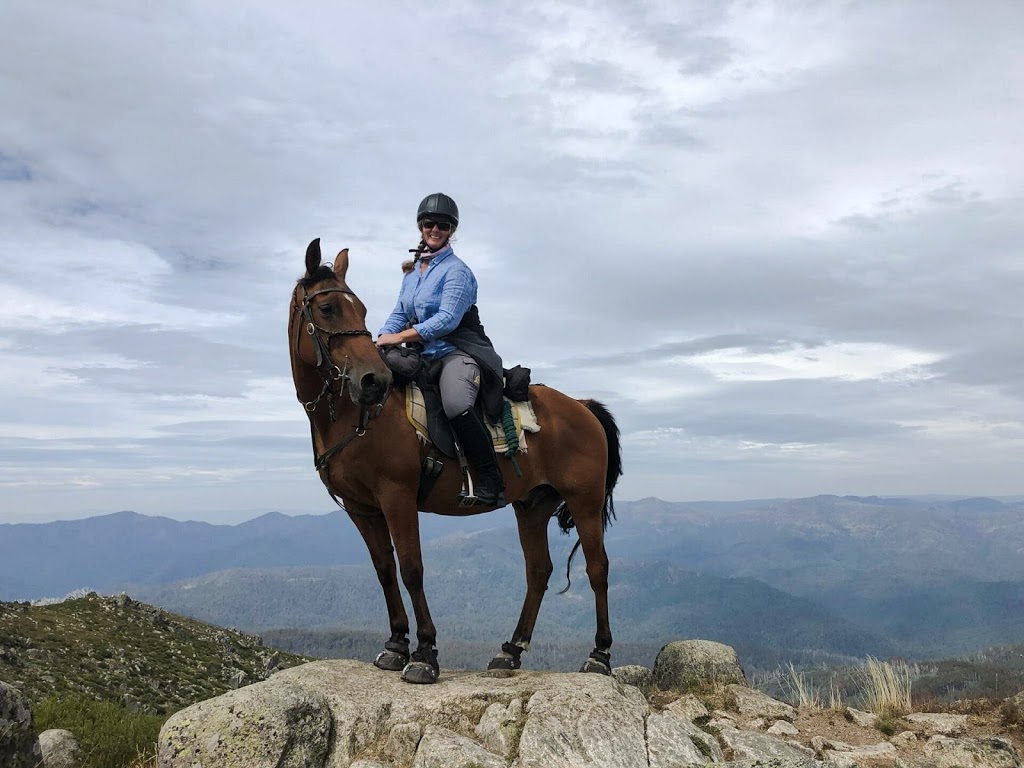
[289,238,622,683]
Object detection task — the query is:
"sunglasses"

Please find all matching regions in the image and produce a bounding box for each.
[420,219,453,232]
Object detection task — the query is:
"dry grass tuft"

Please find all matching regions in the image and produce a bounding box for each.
[126,749,159,768]
[861,657,913,715]
[827,676,844,711]
[782,662,822,709]
[774,663,844,711]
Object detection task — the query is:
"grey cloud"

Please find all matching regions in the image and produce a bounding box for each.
[560,335,826,369]
[646,26,735,76]
[545,59,653,95]
[501,192,1024,361]
[8,326,271,397]
[2,0,1023,521]
[601,374,952,452]
[0,432,307,469]
[670,411,915,444]
[498,148,647,189]
[638,117,706,148]
[930,345,1024,399]
[0,152,32,182]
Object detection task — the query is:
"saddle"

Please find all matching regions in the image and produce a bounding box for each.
[405,383,539,458]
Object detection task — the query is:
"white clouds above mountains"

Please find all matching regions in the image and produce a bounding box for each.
[1,0,1021,522]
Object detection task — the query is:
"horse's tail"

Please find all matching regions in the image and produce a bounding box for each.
[556,399,623,593]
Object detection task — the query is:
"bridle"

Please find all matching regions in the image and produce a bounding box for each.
[292,283,390,484]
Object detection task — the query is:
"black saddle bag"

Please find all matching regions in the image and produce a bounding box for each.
[379,344,424,386]
[502,365,531,401]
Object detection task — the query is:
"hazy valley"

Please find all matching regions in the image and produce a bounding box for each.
[4,494,1024,668]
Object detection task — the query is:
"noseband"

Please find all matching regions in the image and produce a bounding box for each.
[292,284,389,484]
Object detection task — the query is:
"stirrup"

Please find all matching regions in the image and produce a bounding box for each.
[458,482,505,508]
[459,492,506,508]
[458,470,478,507]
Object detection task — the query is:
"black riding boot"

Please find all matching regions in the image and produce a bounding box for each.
[450,408,506,507]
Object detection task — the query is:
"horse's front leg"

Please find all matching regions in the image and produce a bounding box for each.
[344,499,411,672]
[379,487,440,684]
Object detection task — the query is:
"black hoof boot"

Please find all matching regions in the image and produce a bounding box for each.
[579,648,611,675]
[487,642,523,671]
[401,646,440,685]
[373,639,410,671]
[374,649,409,671]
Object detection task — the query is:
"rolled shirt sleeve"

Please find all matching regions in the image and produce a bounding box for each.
[378,291,410,336]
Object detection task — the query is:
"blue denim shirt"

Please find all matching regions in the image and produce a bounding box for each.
[378,245,478,359]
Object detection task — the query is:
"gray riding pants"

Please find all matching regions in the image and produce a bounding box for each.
[438,351,481,418]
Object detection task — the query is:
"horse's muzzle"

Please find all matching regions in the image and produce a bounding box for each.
[355,371,392,406]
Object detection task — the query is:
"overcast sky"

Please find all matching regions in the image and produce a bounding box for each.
[1,1,1022,525]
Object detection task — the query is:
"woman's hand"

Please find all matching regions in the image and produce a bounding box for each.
[376,333,405,348]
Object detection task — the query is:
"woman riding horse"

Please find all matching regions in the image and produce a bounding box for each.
[290,232,622,684]
[376,193,505,507]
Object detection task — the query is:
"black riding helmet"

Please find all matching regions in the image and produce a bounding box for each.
[416,193,459,227]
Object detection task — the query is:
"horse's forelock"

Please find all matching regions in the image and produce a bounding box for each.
[298,265,338,288]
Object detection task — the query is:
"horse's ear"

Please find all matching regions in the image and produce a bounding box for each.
[333,248,350,280]
[304,238,322,277]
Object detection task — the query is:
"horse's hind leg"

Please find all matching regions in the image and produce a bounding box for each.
[565,488,614,675]
[344,500,411,671]
[488,494,556,671]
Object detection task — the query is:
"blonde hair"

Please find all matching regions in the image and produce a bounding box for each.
[401,239,426,273]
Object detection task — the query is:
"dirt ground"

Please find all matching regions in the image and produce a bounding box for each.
[788,699,1024,765]
[650,688,1024,765]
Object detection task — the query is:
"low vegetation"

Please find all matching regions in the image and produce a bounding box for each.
[0,594,310,768]
[757,642,1024,717]
[0,593,308,713]
[35,693,164,768]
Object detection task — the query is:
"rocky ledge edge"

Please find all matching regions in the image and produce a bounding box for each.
[156,641,1024,768]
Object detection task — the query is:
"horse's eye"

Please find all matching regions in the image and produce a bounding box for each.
[318,304,336,316]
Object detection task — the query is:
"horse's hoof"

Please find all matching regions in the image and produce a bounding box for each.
[487,654,521,671]
[401,661,439,684]
[579,658,611,675]
[374,649,409,671]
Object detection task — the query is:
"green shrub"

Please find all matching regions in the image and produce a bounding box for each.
[34,693,166,768]
[874,709,898,736]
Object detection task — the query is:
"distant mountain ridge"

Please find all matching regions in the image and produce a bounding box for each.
[133,530,894,673]
[6,494,1021,602]
[4,494,1023,662]
[0,507,509,600]
[613,494,1024,589]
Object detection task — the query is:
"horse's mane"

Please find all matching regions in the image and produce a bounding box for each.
[298,265,337,288]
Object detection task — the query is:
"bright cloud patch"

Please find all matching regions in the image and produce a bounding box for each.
[688,342,941,382]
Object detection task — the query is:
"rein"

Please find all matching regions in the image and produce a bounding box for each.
[292,284,390,495]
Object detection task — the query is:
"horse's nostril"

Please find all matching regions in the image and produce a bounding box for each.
[360,372,391,394]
